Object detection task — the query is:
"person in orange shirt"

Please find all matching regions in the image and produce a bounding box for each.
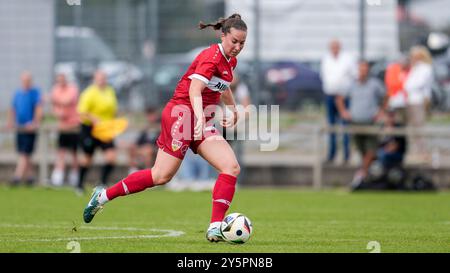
[50,73,80,187]
[384,56,410,123]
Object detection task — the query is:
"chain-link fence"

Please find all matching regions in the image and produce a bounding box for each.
[54,0,225,112]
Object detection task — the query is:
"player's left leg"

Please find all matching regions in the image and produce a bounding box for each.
[51,149,66,186]
[12,154,27,186]
[23,154,35,186]
[83,148,182,223]
[197,135,240,242]
[101,147,116,186]
[68,149,79,187]
[23,134,37,186]
[77,153,93,193]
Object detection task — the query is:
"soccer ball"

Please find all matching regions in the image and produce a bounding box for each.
[220,213,253,244]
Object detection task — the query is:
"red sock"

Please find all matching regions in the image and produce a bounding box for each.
[210,173,237,223]
[105,169,154,201]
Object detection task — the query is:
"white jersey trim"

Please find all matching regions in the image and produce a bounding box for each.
[218,43,231,62]
[208,76,231,93]
[188,74,209,85]
[189,74,231,93]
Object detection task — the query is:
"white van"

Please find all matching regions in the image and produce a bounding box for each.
[54,26,143,108]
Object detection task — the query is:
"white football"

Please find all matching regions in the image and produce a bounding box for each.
[220,212,253,244]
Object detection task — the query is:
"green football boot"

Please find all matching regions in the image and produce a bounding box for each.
[206,227,225,242]
[83,186,104,223]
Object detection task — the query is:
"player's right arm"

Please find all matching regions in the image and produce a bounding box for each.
[7,94,17,129]
[335,95,351,121]
[189,78,206,139]
[6,108,15,130]
[30,96,43,131]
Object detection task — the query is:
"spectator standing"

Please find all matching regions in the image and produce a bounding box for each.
[76,70,118,193]
[384,55,410,123]
[49,73,80,187]
[336,61,387,186]
[404,46,433,160]
[7,72,43,186]
[320,39,356,164]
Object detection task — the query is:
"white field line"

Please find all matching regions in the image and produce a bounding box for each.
[0,223,184,242]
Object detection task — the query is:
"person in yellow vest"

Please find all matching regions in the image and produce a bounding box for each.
[76,70,118,194]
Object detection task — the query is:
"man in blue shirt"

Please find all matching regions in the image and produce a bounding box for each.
[7,71,43,186]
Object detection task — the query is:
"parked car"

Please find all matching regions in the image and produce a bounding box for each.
[54,26,144,109]
[147,45,324,110]
[260,61,324,110]
[149,55,191,104]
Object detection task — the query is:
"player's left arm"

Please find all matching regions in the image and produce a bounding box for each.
[374,80,388,122]
[220,88,238,127]
[110,87,119,118]
[30,91,43,130]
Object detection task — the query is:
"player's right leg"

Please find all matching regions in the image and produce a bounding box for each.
[12,154,27,186]
[68,149,79,187]
[100,147,116,186]
[83,148,182,223]
[197,135,241,242]
[51,149,66,186]
[77,153,93,194]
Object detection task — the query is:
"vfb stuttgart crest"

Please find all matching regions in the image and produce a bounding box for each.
[171,139,183,152]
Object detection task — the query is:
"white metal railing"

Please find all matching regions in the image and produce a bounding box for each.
[1,124,449,189]
[0,124,143,186]
[311,124,450,189]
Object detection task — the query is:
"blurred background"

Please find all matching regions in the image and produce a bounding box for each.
[1,0,450,189]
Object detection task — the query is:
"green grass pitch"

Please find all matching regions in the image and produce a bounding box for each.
[0,185,449,253]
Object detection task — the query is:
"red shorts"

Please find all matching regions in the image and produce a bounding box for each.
[156,102,219,160]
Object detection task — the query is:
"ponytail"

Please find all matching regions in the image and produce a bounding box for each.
[198,17,227,31]
[198,13,247,33]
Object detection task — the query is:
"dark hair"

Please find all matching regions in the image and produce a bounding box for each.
[198,13,247,33]
[359,59,370,66]
[145,106,157,114]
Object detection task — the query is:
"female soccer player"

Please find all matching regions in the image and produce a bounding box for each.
[83,14,247,242]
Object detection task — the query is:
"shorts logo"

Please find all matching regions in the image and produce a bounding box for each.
[181,145,189,155]
[171,139,183,152]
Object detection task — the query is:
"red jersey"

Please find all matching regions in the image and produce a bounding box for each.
[170,43,237,107]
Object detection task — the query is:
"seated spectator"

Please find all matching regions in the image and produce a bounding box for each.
[353,109,408,191]
[377,109,407,170]
[169,149,215,191]
[128,107,160,174]
[222,74,251,183]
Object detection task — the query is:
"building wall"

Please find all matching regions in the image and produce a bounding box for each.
[0,0,54,110]
[227,0,400,61]
[55,0,225,60]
